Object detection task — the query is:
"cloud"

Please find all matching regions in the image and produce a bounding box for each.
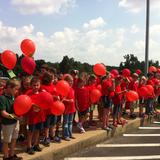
[119,0,160,13]
[0,17,160,66]
[83,17,106,29]
[11,0,76,15]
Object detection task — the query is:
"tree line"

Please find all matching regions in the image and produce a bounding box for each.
[0,54,159,77]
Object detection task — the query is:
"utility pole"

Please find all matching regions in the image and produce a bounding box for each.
[144,0,150,76]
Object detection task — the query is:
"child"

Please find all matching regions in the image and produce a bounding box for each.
[128,73,139,118]
[101,74,115,131]
[62,75,76,141]
[112,76,126,127]
[18,76,31,142]
[87,75,97,126]
[0,79,22,160]
[76,78,90,133]
[26,77,45,154]
[41,72,59,146]
[138,76,147,117]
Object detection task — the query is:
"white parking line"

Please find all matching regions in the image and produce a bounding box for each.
[123,134,160,137]
[96,143,160,147]
[64,155,160,160]
[139,126,160,129]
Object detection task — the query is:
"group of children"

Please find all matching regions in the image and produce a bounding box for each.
[0,64,160,160]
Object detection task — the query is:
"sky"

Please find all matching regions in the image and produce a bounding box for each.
[0,0,160,66]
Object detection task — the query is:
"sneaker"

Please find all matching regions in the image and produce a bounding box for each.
[80,127,86,133]
[33,145,42,152]
[102,126,112,131]
[42,138,50,147]
[77,123,85,133]
[63,137,71,141]
[54,136,61,143]
[10,154,23,160]
[26,147,35,155]
[70,136,76,139]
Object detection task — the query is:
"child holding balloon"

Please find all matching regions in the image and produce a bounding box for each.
[62,75,76,141]
[75,78,90,133]
[0,79,22,160]
[26,77,45,155]
[112,76,126,126]
[41,72,59,146]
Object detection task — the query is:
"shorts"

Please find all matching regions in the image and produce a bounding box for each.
[28,122,44,132]
[102,96,112,109]
[56,115,62,125]
[1,122,19,143]
[139,98,145,105]
[78,108,90,118]
[89,104,96,112]
[113,104,121,116]
[44,115,57,128]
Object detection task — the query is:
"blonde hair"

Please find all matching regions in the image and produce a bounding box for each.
[6,79,20,88]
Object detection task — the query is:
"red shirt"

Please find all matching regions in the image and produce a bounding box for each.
[41,83,57,96]
[128,80,138,92]
[63,87,76,114]
[101,79,112,96]
[75,87,90,112]
[121,80,127,91]
[112,85,122,105]
[26,90,46,125]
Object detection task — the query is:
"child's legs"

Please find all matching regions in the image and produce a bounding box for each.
[27,125,34,148]
[78,109,90,124]
[63,114,69,138]
[55,115,61,137]
[44,116,51,138]
[68,113,74,137]
[34,123,43,145]
[97,102,103,121]
[10,122,19,156]
[34,130,40,146]
[1,123,18,157]
[49,115,57,137]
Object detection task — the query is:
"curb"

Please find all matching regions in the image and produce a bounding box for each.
[24,118,141,160]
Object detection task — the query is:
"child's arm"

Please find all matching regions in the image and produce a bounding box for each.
[62,98,74,103]
[115,90,127,96]
[1,110,17,119]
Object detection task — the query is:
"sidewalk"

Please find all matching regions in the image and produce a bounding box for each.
[0,110,143,160]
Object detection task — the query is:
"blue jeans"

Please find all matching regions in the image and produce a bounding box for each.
[63,113,74,138]
[146,98,154,114]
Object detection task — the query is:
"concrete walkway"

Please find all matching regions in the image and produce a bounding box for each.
[0,110,149,160]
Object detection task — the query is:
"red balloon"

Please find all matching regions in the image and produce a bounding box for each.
[149,66,157,73]
[51,101,65,116]
[21,56,36,74]
[146,85,154,95]
[136,69,142,75]
[20,39,36,57]
[157,68,160,73]
[111,69,119,77]
[14,95,32,116]
[33,91,53,110]
[90,88,102,103]
[93,63,106,76]
[139,86,148,97]
[126,90,139,102]
[56,80,70,97]
[1,50,17,70]
[122,68,131,77]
